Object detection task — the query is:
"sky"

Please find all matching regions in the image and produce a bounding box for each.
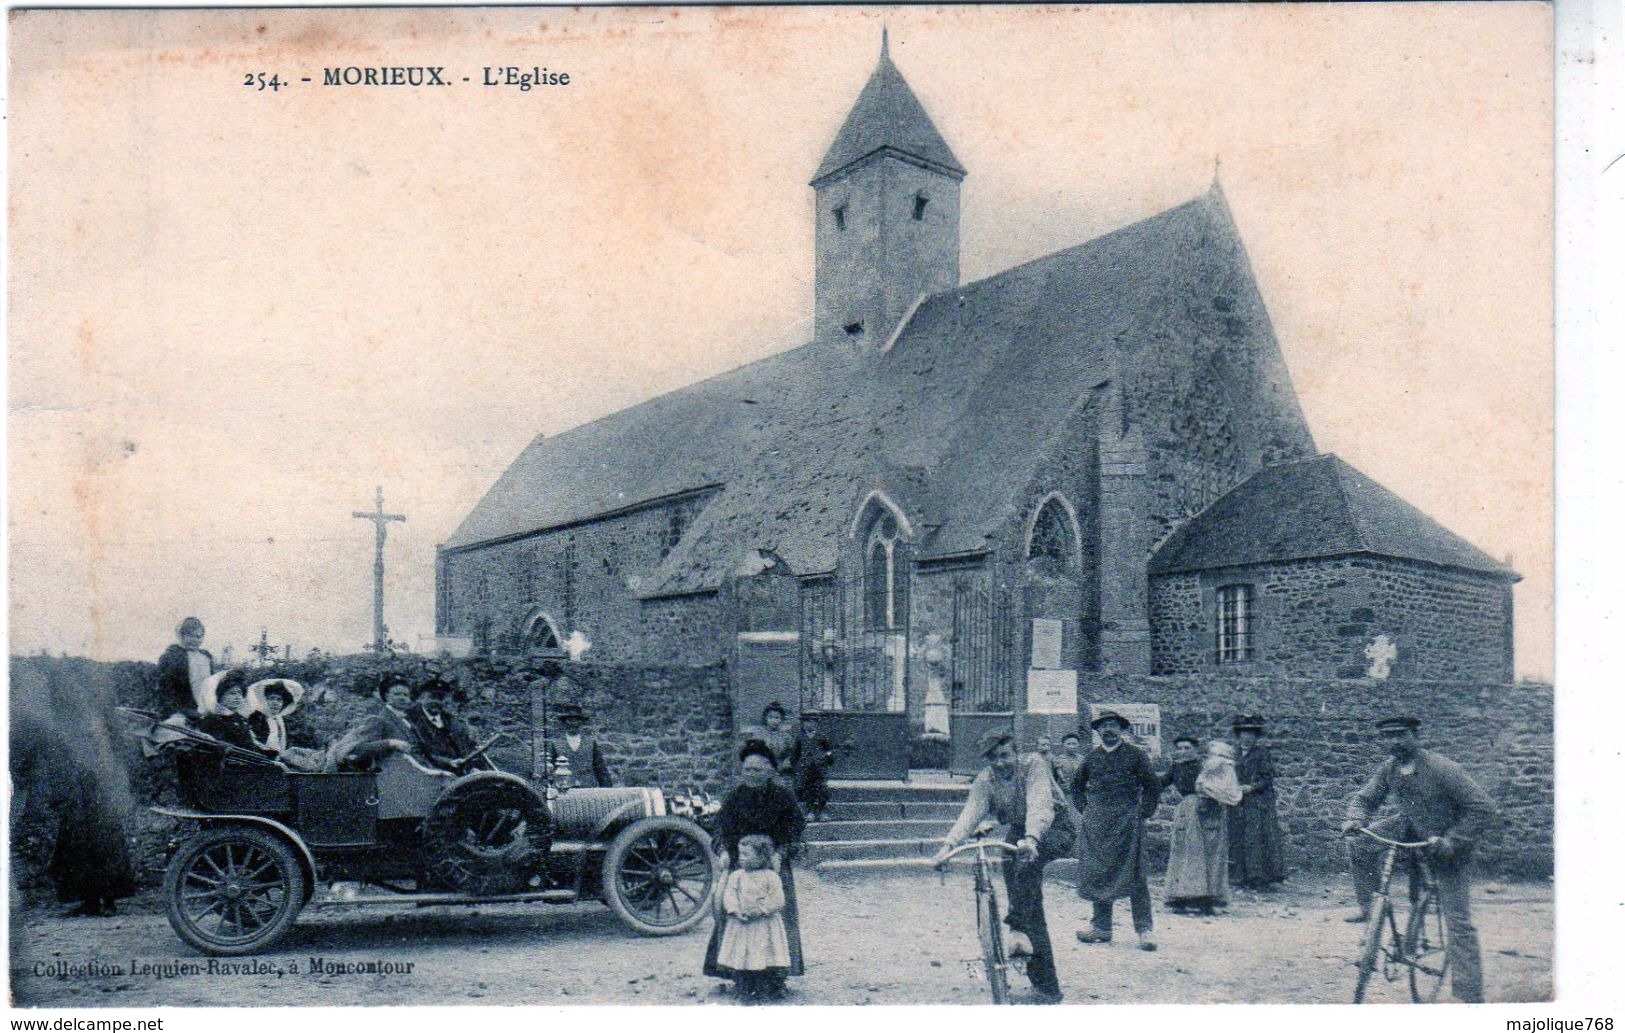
[7,4,1552,676]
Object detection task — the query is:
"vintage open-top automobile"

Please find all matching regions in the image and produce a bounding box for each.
[125,710,720,956]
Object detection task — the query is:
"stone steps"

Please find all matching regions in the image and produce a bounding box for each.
[804,818,955,842]
[822,800,965,822]
[806,776,971,873]
[803,837,943,863]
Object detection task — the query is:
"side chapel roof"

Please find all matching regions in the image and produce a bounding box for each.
[1148,453,1517,579]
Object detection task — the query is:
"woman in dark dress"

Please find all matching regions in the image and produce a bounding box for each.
[1228,715,1288,890]
[703,739,806,999]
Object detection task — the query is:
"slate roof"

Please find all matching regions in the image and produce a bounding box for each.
[810,44,965,185]
[1148,454,1516,579]
[444,184,1318,598]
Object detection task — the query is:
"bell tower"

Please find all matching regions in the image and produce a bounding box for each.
[812,33,965,348]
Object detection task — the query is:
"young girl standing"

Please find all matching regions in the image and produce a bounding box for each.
[713,834,791,1001]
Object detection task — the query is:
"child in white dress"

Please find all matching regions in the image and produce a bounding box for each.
[714,834,791,1001]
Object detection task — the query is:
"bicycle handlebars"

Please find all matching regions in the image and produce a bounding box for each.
[935,839,1022,868]
[1346,826,1431,849]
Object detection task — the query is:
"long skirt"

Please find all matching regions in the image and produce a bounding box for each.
[705,858,804,978]
[1164,796,1229,906]
[1229,791,1287,888]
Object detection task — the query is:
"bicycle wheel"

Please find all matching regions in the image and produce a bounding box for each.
[1405,887,1451,1003]
[1352,902,1392,1004]
[976,883,1012,1005]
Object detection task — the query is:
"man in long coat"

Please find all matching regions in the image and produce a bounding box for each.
[1343,715,1497,1003]
[1073,711,1164,951]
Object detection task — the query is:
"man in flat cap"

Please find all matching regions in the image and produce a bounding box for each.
[1073,710,1164,951]
[933,729,1071,1004]
[1342,715,1497,1003]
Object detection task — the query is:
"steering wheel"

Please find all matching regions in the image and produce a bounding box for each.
[454,732,509,770]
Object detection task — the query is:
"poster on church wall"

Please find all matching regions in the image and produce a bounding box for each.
[1030,617,1064,669]
[6,2,1564,1010]
[1026,667,1078,715]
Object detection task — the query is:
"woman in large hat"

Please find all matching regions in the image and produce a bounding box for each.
[1228,714,1288,890]
[245,678,327,771]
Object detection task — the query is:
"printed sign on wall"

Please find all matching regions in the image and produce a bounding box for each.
[1026,668,1078,714]
[1030,618,1064,670]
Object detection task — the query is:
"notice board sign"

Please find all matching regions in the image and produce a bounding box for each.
[1026,668,1078,714]
[1030,618,1064,669]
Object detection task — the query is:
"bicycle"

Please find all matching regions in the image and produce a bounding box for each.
[1347,826,1451,1003]
[935,825,1024,1005]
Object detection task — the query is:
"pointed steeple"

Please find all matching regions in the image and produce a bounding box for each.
[811,35,965,187]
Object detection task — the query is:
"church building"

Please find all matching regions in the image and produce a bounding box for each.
[437,40,1518,776]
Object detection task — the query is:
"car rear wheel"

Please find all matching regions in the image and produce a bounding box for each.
[601,816,716,935]
[164,825,306,956]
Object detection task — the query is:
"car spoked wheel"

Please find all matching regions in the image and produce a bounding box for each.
[421,773,551,895]
[601,816,716,935]
[164,825,306,956]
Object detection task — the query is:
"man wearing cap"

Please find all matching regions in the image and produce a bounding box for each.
[1342,715,1497,1003]
[546,686,615,788]
[1073,710,1164,951]
[932,730,1070,1004]
[410,677,480,774]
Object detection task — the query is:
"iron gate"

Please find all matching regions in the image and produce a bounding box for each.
[799,575,910,779]
[948,578,1020,775]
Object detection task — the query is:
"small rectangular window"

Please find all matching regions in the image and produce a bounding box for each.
[1215,584,1255,664]
[913,193,929,221]
[834,205,847,231]
[844,322,864,337]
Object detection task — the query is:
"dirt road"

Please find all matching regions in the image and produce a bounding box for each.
[9,872,1551,1007]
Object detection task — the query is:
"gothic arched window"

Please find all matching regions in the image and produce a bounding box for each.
[1026,496,1080,576]
[526,612,563,652]
[862,509,902,630]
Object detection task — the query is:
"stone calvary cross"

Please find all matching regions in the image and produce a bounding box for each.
[353,486,405,654]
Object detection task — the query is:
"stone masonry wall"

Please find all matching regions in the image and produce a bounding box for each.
[638,593,727,667]
[439,490,718,663]
[1149,556,1514,681]
[1044,673,1552,879]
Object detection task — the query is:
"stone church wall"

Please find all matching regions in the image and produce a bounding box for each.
[638,592,727,666]
[1058,673,1552,879]
[1149,556,1514,682]
[439,492,715,662]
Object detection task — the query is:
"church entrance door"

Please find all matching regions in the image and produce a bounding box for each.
[798,576,910,780]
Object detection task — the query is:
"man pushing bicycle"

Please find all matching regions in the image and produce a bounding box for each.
[933,729,1072,1004]
[1341,715,1498,1003]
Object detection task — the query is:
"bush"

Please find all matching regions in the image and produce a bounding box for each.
[909,732,951,769]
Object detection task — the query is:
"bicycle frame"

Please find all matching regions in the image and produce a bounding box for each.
[938,835,1023,1005]
[1349,827,1450,1004]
